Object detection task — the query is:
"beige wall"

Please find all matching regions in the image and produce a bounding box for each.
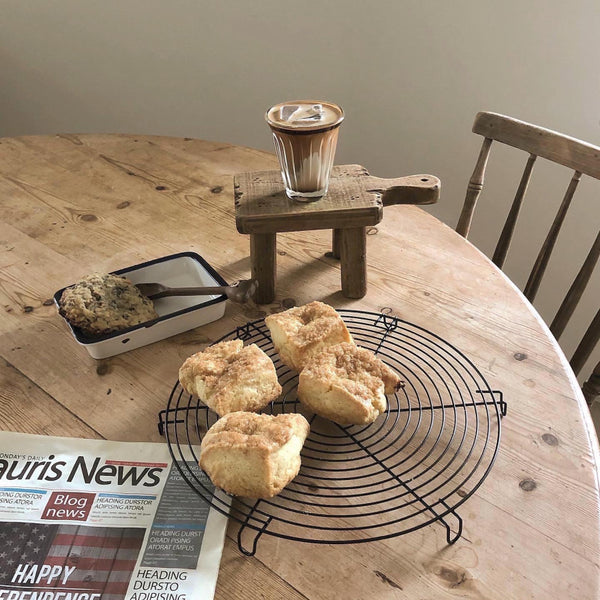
[1,0,598,379]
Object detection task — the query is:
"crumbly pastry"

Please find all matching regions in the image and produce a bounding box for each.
[298,342,403,425]
[59,273,158,336]
[179,340,282,416]
[199,411,310,498]
[265,301,354,372]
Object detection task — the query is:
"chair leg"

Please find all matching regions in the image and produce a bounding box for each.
[582,361,600,408]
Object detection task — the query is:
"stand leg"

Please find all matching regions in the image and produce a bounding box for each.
[332,229,341,259]
[251,233,276,304]
[340,227,367,299]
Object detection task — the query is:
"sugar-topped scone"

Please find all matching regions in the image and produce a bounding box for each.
[265,301,353,372]
[179,340,282,416]
[298,342,403,425]
[59,273,158,336]
[199,412,310,498]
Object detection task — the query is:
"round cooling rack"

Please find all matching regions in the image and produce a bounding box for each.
[158,309,507,556]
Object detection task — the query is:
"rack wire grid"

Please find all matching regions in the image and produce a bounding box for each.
[158,309,506,556]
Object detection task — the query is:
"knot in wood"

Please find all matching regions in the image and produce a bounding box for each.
[436,565,468,588]
[541,433,559,446]
[519,478,537,492]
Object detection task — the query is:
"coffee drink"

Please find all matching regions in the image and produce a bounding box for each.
[266,100,344,201]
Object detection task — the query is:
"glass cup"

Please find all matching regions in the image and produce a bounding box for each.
[265,100,344,201]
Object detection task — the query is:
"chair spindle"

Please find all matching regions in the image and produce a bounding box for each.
[571,309,600,377]
[582,361,600,407]
[492,153,537,268]
[551,231,600,340]
[456,137,493,237]
[523,170,582,302]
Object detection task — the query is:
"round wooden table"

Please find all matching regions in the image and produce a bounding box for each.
[1,134,598,599]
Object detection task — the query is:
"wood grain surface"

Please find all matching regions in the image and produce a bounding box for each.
[0,134,599,599]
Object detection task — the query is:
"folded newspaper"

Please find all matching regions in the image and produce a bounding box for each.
[0,431,229,600]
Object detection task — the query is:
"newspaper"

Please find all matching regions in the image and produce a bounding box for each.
[0,431,229,600]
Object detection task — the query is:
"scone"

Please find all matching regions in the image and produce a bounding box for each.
[265,301,353,372]
[199,411,310,498]
[179,340,282,416]
[59,273,158,336]
[298,342,403,425]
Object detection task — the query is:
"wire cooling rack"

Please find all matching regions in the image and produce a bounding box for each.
[158,309,506,556]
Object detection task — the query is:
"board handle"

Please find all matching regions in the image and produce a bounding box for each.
[365,174,440,207]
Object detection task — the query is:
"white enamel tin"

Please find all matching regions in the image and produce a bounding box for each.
[54,252,228,359]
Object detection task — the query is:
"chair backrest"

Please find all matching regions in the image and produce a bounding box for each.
[456,112,599,403]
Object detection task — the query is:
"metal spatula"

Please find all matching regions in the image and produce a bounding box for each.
[135,279,257,303]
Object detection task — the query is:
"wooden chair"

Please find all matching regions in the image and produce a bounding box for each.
[456,112,600,407]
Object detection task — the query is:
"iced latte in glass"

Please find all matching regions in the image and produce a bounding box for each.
[266,100,344,201]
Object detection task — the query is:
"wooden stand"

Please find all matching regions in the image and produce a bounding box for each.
[234,164,440,304]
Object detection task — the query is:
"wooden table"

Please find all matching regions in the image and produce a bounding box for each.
[1,134,599,599]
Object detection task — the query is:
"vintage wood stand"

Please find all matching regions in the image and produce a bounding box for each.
[234,164,440,304]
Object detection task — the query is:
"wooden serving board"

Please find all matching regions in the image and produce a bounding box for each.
[235,164,440,234]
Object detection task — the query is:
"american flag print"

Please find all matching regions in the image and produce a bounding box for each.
[0,522,145,600]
